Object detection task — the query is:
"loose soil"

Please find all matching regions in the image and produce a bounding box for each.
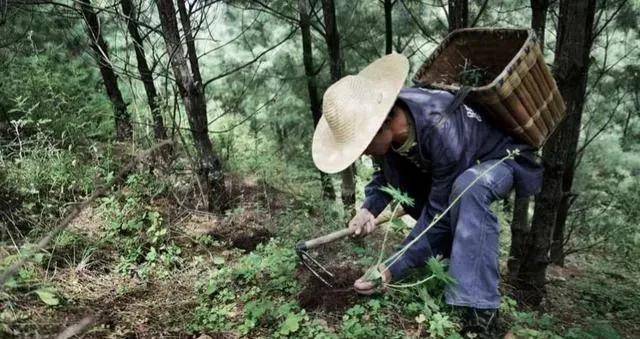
[297,264,364,312]
[182,175,281,252]
[211,228,272,252]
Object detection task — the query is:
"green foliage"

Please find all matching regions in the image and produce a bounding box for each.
[426,257,455,286]
[340,304,380,338]
[190,240,323,337]
[573,272,640,325]
[99,173,181,278]
[0,244,64,311]
[565,323,623,339]
[426,312,458,338]
[0,46,111,141]
[1,134,112,228]
[379,184,415,208]
[497,295,626,338]
[573,133,640,260]
[1,246,44,292]
[33,288,60,306]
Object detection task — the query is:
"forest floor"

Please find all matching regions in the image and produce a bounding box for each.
[2,172,639,338]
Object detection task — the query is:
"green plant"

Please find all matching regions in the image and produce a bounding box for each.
[99,173,180,278]
[189,239,346,337]
[1,132,109,229]
[0,245,63,309]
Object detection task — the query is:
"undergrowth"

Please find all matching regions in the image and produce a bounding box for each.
[99,173,184,278]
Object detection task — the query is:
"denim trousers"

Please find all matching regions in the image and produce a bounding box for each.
[428,159,514,309]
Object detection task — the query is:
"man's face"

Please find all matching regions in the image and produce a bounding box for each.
[363,124,393,156]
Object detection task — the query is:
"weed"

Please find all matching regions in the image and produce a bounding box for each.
[99,173,181,278]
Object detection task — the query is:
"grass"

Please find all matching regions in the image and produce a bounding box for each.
[456,58,494,87]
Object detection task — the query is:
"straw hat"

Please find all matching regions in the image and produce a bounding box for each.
[312,53,409,173]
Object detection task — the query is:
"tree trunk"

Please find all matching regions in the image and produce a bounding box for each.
[447,0,468,32]
[77,0,132,141]
[322,0,356,212]
[516,0,596,306]
[507,0,550,282]
[175,0,202,86]
[507,196,531,281]
[120,0,167,142]
[384,0,393,54]
[531,0,549,46]
[299,0,336,200]
[622,82,638,148]
[550,191,575,265]
[156,0,227,211]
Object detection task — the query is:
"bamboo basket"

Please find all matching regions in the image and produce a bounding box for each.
[413,28,566,147]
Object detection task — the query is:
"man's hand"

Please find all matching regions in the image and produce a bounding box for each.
[348,208,376,237]
[354,264,391,295]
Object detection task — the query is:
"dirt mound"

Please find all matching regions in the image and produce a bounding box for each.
[211,228,272,251]
[184,211,273,252]
[297,265,364,312]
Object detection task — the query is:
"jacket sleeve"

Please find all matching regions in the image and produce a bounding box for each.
[361,168,392,217]
[387,119,462,280]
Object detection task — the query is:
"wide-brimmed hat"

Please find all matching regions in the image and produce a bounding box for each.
[312,53,409,173]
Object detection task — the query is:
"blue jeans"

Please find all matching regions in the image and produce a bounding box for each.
[442,160,514,309]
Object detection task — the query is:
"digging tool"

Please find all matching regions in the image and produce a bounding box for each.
[295,209,405,288]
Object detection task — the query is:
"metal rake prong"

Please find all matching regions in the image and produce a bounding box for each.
[301,250,334,278]
[298,250,335,288]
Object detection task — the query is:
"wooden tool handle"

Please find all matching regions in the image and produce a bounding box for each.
[300,228,353,251]
[296,209,405,251]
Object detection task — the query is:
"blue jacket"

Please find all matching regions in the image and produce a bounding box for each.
[361,87,543,277]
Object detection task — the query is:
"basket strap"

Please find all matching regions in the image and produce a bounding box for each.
[410,86,472,173]
[435,86,472,130]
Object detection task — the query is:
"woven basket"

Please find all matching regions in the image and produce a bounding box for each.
[413,28,566,147]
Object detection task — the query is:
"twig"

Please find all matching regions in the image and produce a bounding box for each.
[202,28,297,88]
[399,0,440,45]
[377,204,401,267]
[55,315,96,339]
[471,0,489,27]
[591,0,628,43]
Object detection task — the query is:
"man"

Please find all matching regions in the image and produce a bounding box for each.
[311,53,543,337]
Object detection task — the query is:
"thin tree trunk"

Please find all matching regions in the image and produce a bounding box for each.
[622,83,638,148]
[384,0,393,54]
[175,0,202,86]
[299,0,336,200]
[447,0,468,32]
[156,0,227,211]
[322,0,356,212]
[516,0,596,306]
[507,0,550,282]
[531,0,549,46]
[120,0,167,142]
[507,196,531,281]
[550,0,598,267]
[550,191,576,265]
[77,0,132,141]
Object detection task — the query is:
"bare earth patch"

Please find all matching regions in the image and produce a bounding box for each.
[20,265,203,337]
[296,264,364,313]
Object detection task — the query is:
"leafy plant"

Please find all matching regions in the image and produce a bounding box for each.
[99,173,180,278]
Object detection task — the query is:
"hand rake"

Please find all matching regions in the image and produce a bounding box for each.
[295,210,404,288]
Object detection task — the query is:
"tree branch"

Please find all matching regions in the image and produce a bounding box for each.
[400,0,440,44]
[591,0,628,43]
[203,28,297,88]
[471,0,489,27]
